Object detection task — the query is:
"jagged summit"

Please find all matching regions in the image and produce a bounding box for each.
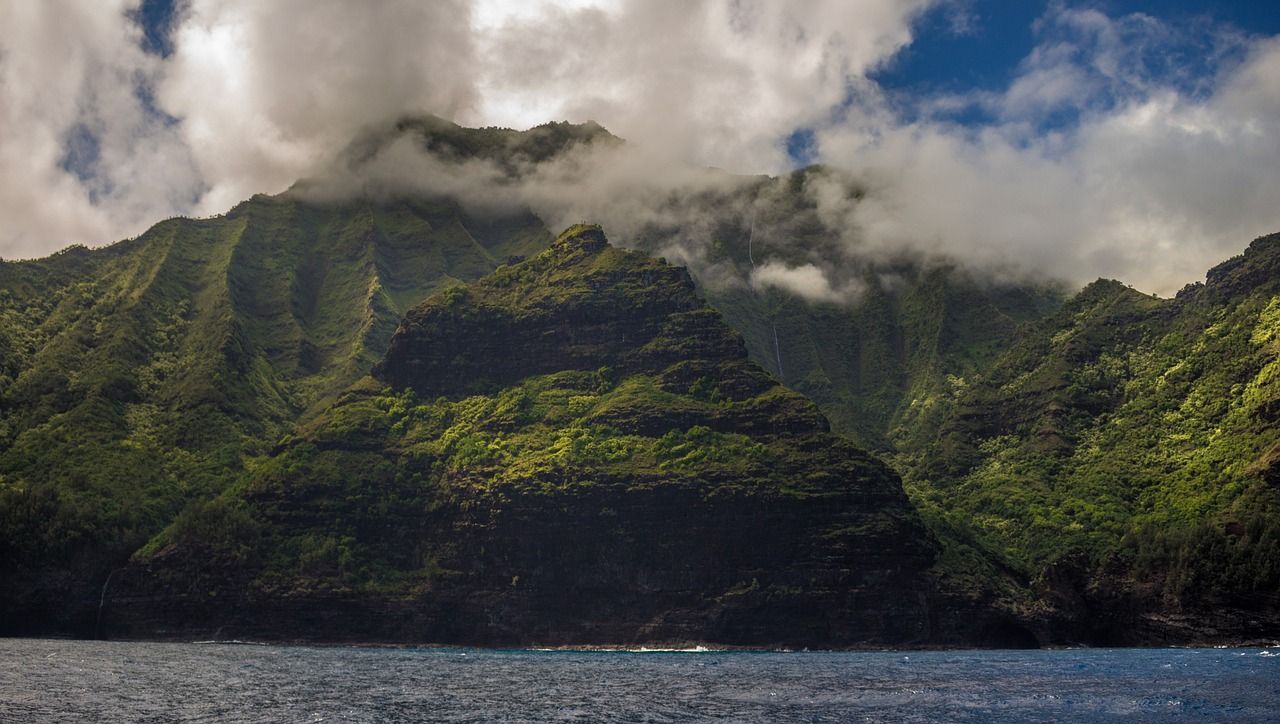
[550,222,609,251]
[1203,231,1280,298]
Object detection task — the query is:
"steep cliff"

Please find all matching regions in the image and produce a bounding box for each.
[0,191,549,635]
[104,225,940,646]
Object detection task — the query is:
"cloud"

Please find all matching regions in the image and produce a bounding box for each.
[471,0,935,172]
[0,0,200,259]
[811,7,1280,294]
[751,261,865,303]
[158,0,479,215]
[2,1,1280,299]
[0,0,934,259]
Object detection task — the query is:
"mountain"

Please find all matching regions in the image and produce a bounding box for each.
[0,179,547,635]
[2,117,1276,646]
[0,118,1055,638]
[623,165,1065,451]
[907,235,1280,643]
[103,226,940,647]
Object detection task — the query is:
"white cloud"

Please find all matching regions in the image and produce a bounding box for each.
[0,0,199,259]
[471,0,934,172]
[2,1,1279,298]
[811,9,1280,294]
[0,0,935,258]
[158,0,479,215]
[751,261,864,303]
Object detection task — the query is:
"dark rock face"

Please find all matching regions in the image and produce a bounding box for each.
[109,470,935,647]
[106,225,940,647]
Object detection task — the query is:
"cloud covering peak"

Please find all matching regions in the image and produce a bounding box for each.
[2,1,1280,295]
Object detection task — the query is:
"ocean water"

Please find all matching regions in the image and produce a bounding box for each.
[2,639,1278,722]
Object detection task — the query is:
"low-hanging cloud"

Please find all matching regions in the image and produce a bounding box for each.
[159,0,479,216]
[2,1,1280,299]
[751,261,867,304]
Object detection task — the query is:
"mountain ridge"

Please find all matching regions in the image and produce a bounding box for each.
[103,225,943,647]
[0,119,1275,646]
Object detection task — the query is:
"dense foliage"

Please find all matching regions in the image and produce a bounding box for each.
[0,165,548,632]
[622,167,1065,450]
[2,117,1276,642]
[906,236,1280,620]
[142,226,906,590]
[110,227,936,646]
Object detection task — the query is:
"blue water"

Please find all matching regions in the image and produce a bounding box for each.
[2,640,1278,722]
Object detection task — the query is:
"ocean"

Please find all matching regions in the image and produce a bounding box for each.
[2,639,1278,721]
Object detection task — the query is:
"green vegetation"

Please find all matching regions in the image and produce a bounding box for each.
[0,141,549,631]
[180,369,833,593]
[1,115,1276,641]
[903,236,1280,615]
[124,226,927,629]
[625,170,1065,450]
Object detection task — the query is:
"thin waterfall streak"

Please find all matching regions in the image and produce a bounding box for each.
[747,209,784,378]
[772,324,784,379]
[96,568,119,637]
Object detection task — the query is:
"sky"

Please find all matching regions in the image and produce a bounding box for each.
[2,1,1280,294]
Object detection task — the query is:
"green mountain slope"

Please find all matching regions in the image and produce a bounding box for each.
[907,235,1280,642]
[625,168,1064,451]
[0,119,1061,638]
[9,117,1274,646]
[0,189,548,634]
[105,226,939,647]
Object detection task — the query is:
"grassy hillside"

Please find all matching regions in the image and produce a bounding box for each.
[11,117,1271,644]
[0,122,1059,638]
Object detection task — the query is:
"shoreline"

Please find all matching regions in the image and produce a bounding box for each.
[9,634,1279,653]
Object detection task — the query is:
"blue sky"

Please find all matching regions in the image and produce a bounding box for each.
[875,1,1280,94]
[788,2,1280,165]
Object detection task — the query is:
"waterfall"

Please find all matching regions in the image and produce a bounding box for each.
[747,212,785,379]
[96,568,120,638]
[772,324,784,378]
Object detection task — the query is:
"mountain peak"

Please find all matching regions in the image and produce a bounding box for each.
[372,225,750,399]
[108,222,937,648]
[551,223,608,253]
[340,115,621,171]
[1202,231,1280,298]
